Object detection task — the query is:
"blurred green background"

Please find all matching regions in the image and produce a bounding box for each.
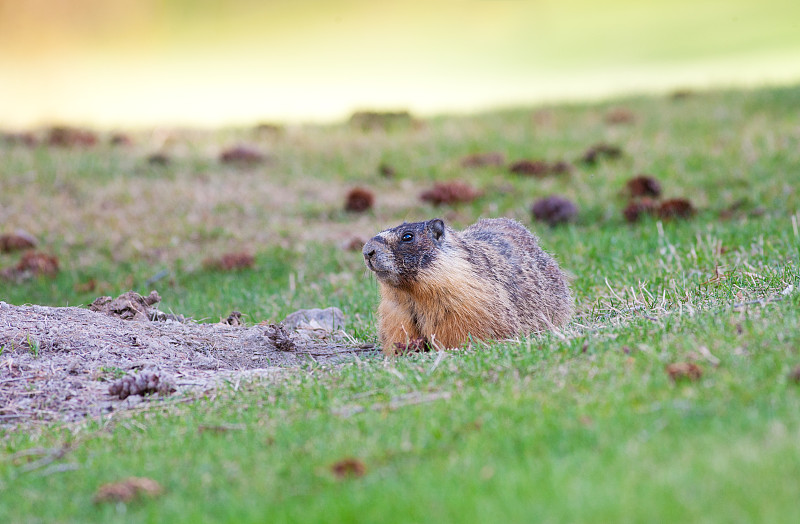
[2,0,800,127]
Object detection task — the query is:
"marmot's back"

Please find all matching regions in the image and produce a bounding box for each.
[363,218,572,353]
[461,218,573,334]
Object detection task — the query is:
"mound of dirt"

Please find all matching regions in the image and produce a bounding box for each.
[0,295,376,426]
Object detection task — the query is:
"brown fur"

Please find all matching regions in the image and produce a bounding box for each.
[362,218,572,353]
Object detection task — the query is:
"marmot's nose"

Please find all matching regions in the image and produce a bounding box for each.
[364,248,376,259]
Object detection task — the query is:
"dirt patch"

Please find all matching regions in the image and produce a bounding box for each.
[0,300,376,427]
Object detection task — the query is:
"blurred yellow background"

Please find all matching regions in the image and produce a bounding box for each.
[2,0,800,127]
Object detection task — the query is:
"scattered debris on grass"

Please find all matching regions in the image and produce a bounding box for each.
[108,371,176,400]
[349,110,413,131]
[531,195,578,226]
[665,362,703,382]
[221,311,243,326]
[461,152,506,168]
[420,181,481,206]
[344,187,375,212]
[626,175,662,198]
[93,477,164,504]
[0,301,376,425]
[0,230,37,253]
[219,144,267,164]
[47,126,98,147]
[331,458,366,479]
[1,251,59,280]
[658,198,695,220]
[581,143,622,165]
[622,197,659,223]
[204,251,256,271]
[605,107,636,125]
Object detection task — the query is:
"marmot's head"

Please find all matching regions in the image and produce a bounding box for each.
[362,218,447,287]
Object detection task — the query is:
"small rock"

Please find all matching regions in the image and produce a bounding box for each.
[283,307,346,332]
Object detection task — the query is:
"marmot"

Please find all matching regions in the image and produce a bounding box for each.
[362,217,572,353]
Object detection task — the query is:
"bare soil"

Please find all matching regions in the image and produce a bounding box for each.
[0,300,376,427]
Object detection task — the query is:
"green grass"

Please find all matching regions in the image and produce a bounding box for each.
[2,84,800,523]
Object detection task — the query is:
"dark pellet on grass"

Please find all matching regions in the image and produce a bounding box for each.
[420,181,481,206]
[658,198,695,219]
[461,152,506,168]
[220,145,267,164]
[626,175,662,198]
[531,195,578,226]
[581,143,622,165]
[623,197,658,223]
[345,187,375,212]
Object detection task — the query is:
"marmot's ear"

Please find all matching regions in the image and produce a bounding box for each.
[429,219,445,241]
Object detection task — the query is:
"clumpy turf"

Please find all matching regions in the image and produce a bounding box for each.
[2,84,800,523]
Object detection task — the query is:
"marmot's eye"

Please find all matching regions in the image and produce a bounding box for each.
[401,232,414,242]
